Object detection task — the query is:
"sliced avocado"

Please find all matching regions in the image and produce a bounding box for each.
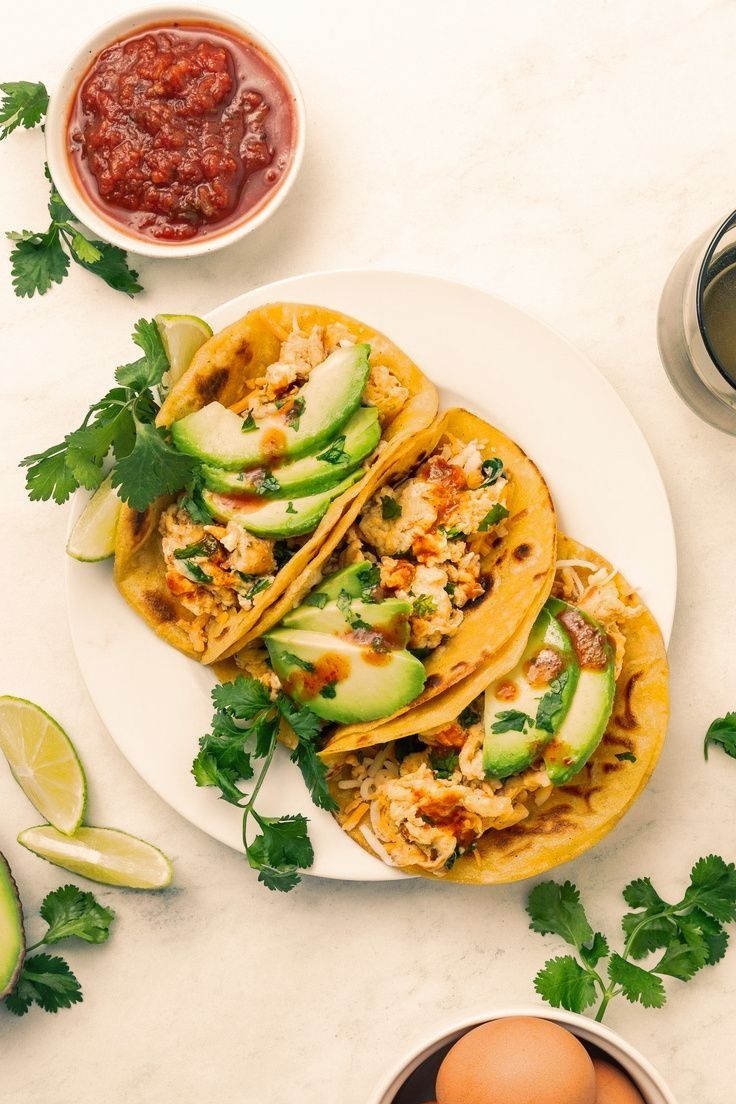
[201,407,380,498]
[202,469,364,539]
[283,597,411,647]
[300,561,381,608]
[0,852,25,1000]
[542,600,615,784]
[483,604,580,779]
[265,629,426,723]
[171,344,371,470]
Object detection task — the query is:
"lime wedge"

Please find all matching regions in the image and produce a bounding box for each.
[156,313,213,389]
[0,697,86,835]
[66,474,121,562]
[18,825,173,890]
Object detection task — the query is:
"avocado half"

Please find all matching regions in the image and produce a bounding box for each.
[0,851,25,1000]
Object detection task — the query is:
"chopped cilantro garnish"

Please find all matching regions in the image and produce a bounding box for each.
[286,501,297,515]
[281,652,315,672]
[381,494,402,520]
[182,560,213,585]
[254,471,281,496]
[319,683,337,699]
[490,709,533,734]
[535,671,570,734]
[173,535,219,560]
[316,435,349,465]
[616,752,638,764]
[458,705,480,728]
[285,396,306,430]
[412,594,437,617]
[237,574,272,602]
[304,591,329,609]
[356,562,381,596]
[429,750,459,779]
[478,503,510,532]
[439,525,465,540]
[480,457,504,486]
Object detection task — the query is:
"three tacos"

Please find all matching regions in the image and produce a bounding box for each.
[112,302,668,883]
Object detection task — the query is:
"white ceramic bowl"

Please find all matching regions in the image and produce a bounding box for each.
[45,5,305,258]
[369,1006,678,1104]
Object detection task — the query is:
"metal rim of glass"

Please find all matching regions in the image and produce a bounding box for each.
[696,207,736,390]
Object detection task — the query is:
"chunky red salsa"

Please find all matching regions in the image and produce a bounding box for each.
[68,22,296,242]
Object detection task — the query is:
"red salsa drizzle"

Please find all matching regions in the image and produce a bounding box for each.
[67,22,295,242]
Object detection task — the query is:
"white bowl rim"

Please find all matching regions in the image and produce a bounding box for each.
[367,1004,678,1104]
[44,3,306,259]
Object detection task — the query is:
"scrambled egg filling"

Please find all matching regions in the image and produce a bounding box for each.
[160,506,278,652]
[331,708,552,874]
[339,436,509,649]
[243,321,410,423]
[160,322,409,650]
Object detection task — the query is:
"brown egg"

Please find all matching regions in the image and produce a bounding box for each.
[593,1057,646,1103]
[436,1016,596,1104]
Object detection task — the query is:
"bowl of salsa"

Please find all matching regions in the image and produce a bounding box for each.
[45,6,305,257]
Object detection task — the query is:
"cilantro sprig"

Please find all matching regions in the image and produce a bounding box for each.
[703,712,736,761]
[4,885,114,1017]
[21,319,200,511]
[527,855,736,1021]
[8,172,142,299]
[0,80,142,298]
[192,676,336,892]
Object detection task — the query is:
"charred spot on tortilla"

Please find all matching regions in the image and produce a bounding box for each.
[614,671,643,730]
[233,339,253,365]
[424,674,443,691]
[196,366,230,404]
[143,590,177,622]
[513,542,532,561]
[132,509,149,537]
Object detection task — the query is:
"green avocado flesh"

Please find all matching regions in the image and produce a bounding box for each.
[0,852,25,1000]
[542,600,615,784]
[483,604,580,779]
[171,344,371,470]
[200,407,380,499]
[202,469,364,539]
[282,597,411,647]
[306,561,380,604]
[265,629,426,723]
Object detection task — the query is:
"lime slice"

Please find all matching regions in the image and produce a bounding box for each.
[156,313,213,389]
[0,697,86,835]
[66,474,121,562]
[18,825,173,890]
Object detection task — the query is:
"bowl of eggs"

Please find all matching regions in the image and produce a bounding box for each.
[368,1006,677,1104]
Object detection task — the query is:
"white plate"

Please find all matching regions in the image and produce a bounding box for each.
[66,270,676,882]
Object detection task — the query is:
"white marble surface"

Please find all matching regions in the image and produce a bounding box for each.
[1,2,736,1101]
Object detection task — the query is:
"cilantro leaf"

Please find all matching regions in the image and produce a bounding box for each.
[241,411,257,432]
[480,457,504,486]
[533,955,597,1013]
[684,855,736,922]
[39,885,114,946]
[490,709,532,735]
[527,880,594,949]
[607,953,666,1008]
[622,875,666,911]
[280,651,315,672]
[212,676,271,717]
[0,80,48,139]
[704,712,736,761]
[8,226,69,297]
[111,422,199,510]
[621,911,675,960]
[478,503,510,532]
[4,953,82,1016]
[458,705,480,728]
[22,446,78,504]
[304,591,328,609]
[535,672,569,734]
[429,750,459,779]
[66,236,142,296]
[380,494,402,520]
[248,815,314,892]
[580,931,609,968]
[412,594,437,617]
[316,435,349,465]
[616,751,637,763]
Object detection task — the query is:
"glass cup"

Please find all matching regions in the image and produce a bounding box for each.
[657,209,736,434]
